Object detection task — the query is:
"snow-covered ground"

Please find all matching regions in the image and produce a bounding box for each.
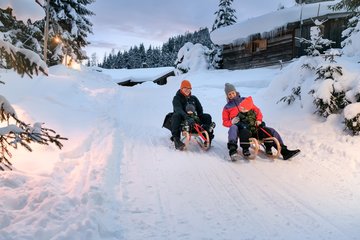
[0,60,359,240]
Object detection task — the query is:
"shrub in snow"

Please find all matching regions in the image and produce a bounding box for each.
[342,15,360,57]
[309,63,349,117]
[277,56,321,107]
[174,42,212,74]
[278,86,302,105]
[344,103,360,135]
[301,19,334,57]
[208,44,223,69]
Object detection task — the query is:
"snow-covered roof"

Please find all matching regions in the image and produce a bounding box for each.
[99,67,175,84]
[210,1,349,46]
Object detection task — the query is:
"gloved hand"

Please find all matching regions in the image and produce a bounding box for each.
[236,122,249,130]
[257,121,266,127]
[231,116,240,125]
[186,117,195,127]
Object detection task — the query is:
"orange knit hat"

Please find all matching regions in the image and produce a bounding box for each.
[180,80,192,89]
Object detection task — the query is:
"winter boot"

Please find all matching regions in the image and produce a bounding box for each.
[281,146,300,160]
[174,137,185,150]
[227,141,238,158]
[242,148,251,157]
[265,145,273,156]
[208,122,216,133]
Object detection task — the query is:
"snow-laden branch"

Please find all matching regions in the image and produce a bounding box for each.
[0,104,68,171]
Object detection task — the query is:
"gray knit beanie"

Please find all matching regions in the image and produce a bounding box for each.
[224,83,236,95]
[185,103,196,114]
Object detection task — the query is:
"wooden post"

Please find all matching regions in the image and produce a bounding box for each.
[43,0,50,65]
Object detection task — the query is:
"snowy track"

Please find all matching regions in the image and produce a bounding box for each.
[1,66,359,239]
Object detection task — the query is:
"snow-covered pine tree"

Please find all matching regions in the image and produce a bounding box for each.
[341,14,360,50]
[301,19,334,56]
[330,0,360,57]
[309,53,349,118]
[0,7,43,68]
[211,0,237,32]
[210,0,237,69]
[208,44,223,69]
[330,0,360,12]
[0,37,67,170]
[344,102,360,135]
[35,0,94,66]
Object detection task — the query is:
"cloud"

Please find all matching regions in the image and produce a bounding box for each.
[0,0,44,22]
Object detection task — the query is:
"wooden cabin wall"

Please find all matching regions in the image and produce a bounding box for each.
[222,32,294,69]
[221,17,348,70]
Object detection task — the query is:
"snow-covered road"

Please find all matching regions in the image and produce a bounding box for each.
[1,66,359,240]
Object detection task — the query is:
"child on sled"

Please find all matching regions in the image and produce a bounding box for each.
[222,83,300,160]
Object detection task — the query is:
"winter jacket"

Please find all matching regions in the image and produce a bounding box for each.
[222,95,263,128]
[172,89,203,118]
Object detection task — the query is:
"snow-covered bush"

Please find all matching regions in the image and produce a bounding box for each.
[309,63,349,117]
[301,19,334,56]
[344,103,360,135]
[174,42,212,74]
[278,86,302,105]
[342,15,360,57]
[208,44,223,69]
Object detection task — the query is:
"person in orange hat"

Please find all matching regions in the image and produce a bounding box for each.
[222,83,300,160]
[169,79,215,150]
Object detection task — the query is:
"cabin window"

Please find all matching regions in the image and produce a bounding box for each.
[252,39,267,52]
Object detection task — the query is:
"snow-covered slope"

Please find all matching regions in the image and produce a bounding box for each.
[0,63,359,240]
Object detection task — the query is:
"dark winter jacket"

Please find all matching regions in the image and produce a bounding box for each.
[172,89,203,118]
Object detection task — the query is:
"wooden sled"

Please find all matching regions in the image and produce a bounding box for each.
[237,136,281,160]
[181,123,211,151]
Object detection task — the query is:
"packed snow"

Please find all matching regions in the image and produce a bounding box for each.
[0,56,359,239]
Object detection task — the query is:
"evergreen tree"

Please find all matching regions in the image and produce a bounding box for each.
[35,0,95,66]
[90,52,98,66]
[212,0,237,32]
[330,0,360,12]
[300,19,334,56]
[98,27,213,69]
[0,8,43,67]
[0,37,67,170]
[310,64,347,117]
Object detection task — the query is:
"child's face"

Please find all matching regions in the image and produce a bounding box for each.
[239,107,249,112]
[227,91,236,100]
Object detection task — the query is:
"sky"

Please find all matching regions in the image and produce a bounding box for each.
[1,46,360,239]
[0,0,297,62]
[86,0,296,61]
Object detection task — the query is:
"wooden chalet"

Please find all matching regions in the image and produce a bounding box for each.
[211,1,351,69]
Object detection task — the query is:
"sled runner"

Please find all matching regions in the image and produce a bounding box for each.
[231,136,281,161]
[181,122,211,151]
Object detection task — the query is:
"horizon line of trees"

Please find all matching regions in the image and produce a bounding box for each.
[97,28,213,69]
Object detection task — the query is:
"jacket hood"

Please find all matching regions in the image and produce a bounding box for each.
[239,96,254,111]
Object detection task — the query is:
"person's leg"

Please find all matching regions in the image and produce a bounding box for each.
[199,113,215,142]
[171,113,185,150]
[238,128,251,156]
[227,125,239,156]
[259,126,300,160]
[258,127,278,155]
